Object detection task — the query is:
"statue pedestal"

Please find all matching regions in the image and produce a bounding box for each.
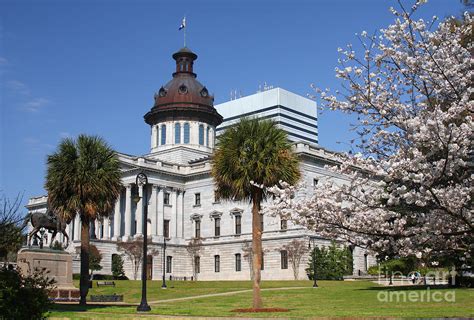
[17,247,80,301]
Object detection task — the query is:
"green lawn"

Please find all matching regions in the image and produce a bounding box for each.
[72,279,308,303]
[49,280,474,319]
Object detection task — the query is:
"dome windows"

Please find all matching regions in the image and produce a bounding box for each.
[178,84,188,94]
[158,87,167,97]
[175,123,181,144]
[161,125,167,145]
[198,124,204,145]
[200,87,208,97]
[184,123,190,144]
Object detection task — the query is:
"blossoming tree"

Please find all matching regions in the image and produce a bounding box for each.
[265,2,473,266]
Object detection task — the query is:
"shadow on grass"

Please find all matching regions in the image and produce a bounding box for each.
[361,284,454,291]
[51,303,136,312]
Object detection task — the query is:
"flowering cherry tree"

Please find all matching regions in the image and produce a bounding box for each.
[265,2,473,265]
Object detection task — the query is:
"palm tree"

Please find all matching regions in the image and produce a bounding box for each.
[212,118,300,309]
[45,135,122,305]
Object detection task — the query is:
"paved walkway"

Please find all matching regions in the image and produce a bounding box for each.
[148,286,311,304]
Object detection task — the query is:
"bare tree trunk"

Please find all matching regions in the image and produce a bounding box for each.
[251,192,263,309]
[293,260,299,280]
[79,215,90,305]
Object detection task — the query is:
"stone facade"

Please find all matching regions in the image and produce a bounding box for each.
[25,48,377,281]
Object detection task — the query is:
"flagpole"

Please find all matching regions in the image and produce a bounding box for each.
[184,27,186,47]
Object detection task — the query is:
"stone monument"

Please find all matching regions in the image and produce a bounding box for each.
[18,213,79,301]
[17,247,80,301]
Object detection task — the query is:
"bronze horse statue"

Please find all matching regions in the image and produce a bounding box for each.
[28,211,70,248]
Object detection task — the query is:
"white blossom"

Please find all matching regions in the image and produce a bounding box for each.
[263,4,473,263]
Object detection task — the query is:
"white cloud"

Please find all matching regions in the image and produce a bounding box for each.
[6,80,30,96]
[22,97,50,112]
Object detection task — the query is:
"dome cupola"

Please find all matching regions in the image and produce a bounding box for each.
[145,48,223,153]
[144,48,223,127]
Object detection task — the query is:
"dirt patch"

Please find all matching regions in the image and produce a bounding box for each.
[231,308,289,313]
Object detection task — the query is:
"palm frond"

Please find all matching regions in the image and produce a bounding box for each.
[212,117,300,203]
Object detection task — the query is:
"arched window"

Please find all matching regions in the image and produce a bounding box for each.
[184,123,190,144]
[206,127,210,146]
[155,126,160,146]
[175,123,181,144]
[161,125,166,145]
[198,124,204,145]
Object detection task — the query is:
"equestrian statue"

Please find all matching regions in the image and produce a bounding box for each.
[28,211,70,248]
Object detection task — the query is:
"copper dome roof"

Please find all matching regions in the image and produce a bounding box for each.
[144,48,223,127]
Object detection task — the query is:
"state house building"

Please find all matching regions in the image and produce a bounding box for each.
[26,47,375,280]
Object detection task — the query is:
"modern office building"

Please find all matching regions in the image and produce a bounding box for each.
[216,87,318,145]
[26,47,375,280]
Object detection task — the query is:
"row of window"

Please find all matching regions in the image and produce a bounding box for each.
[158,123,211,146]
[113,250,289,275]
[193,251,289,273]
[194,215,243,238]
[194,215,288,238]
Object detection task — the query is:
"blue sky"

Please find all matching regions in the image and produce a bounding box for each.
[0,0,463,208]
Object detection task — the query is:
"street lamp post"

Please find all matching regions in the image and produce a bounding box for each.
[162,237,167,289]
[135,172,151,312]
[308,237,318,288]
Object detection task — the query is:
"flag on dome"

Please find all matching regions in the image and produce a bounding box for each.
[179,17,186,30]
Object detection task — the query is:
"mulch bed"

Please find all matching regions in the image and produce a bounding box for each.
[232,308,289,313]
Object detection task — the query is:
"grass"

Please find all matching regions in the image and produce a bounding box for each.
[72,279,308,303]
[49,280,474,319]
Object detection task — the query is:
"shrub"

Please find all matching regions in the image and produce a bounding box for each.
[306,241,353,280]
[112,254,125,279]
[370,257,417,276]
[367,265,380,276]
[452,275,474,288]
[0,265,55,320]
[91,274,115,280]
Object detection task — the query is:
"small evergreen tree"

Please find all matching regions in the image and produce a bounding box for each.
[89,245,102,277]
[306,242,353,280]
[112,254,125,279]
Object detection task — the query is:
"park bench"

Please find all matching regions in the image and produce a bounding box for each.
[96,281,115,287]
[90,294,123,302]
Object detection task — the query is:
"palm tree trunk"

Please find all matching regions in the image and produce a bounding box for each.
[79,215,90,305]
[251,191,263,309]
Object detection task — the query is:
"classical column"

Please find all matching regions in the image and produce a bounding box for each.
[103,217,110,240]
[95,220,101,239]
[171,189,178,238]
[135,184,143,237]
[124,184,132,241]
[176,190,184,239]
[90,220,97,239]
[181,190,186,238]
[157,187,164,236]
[151,125,157,149]
[112,193,121,240]
[210,127,215,148]
[67,221,73,242]
[74,215,81,241]
[151,185,158,241]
